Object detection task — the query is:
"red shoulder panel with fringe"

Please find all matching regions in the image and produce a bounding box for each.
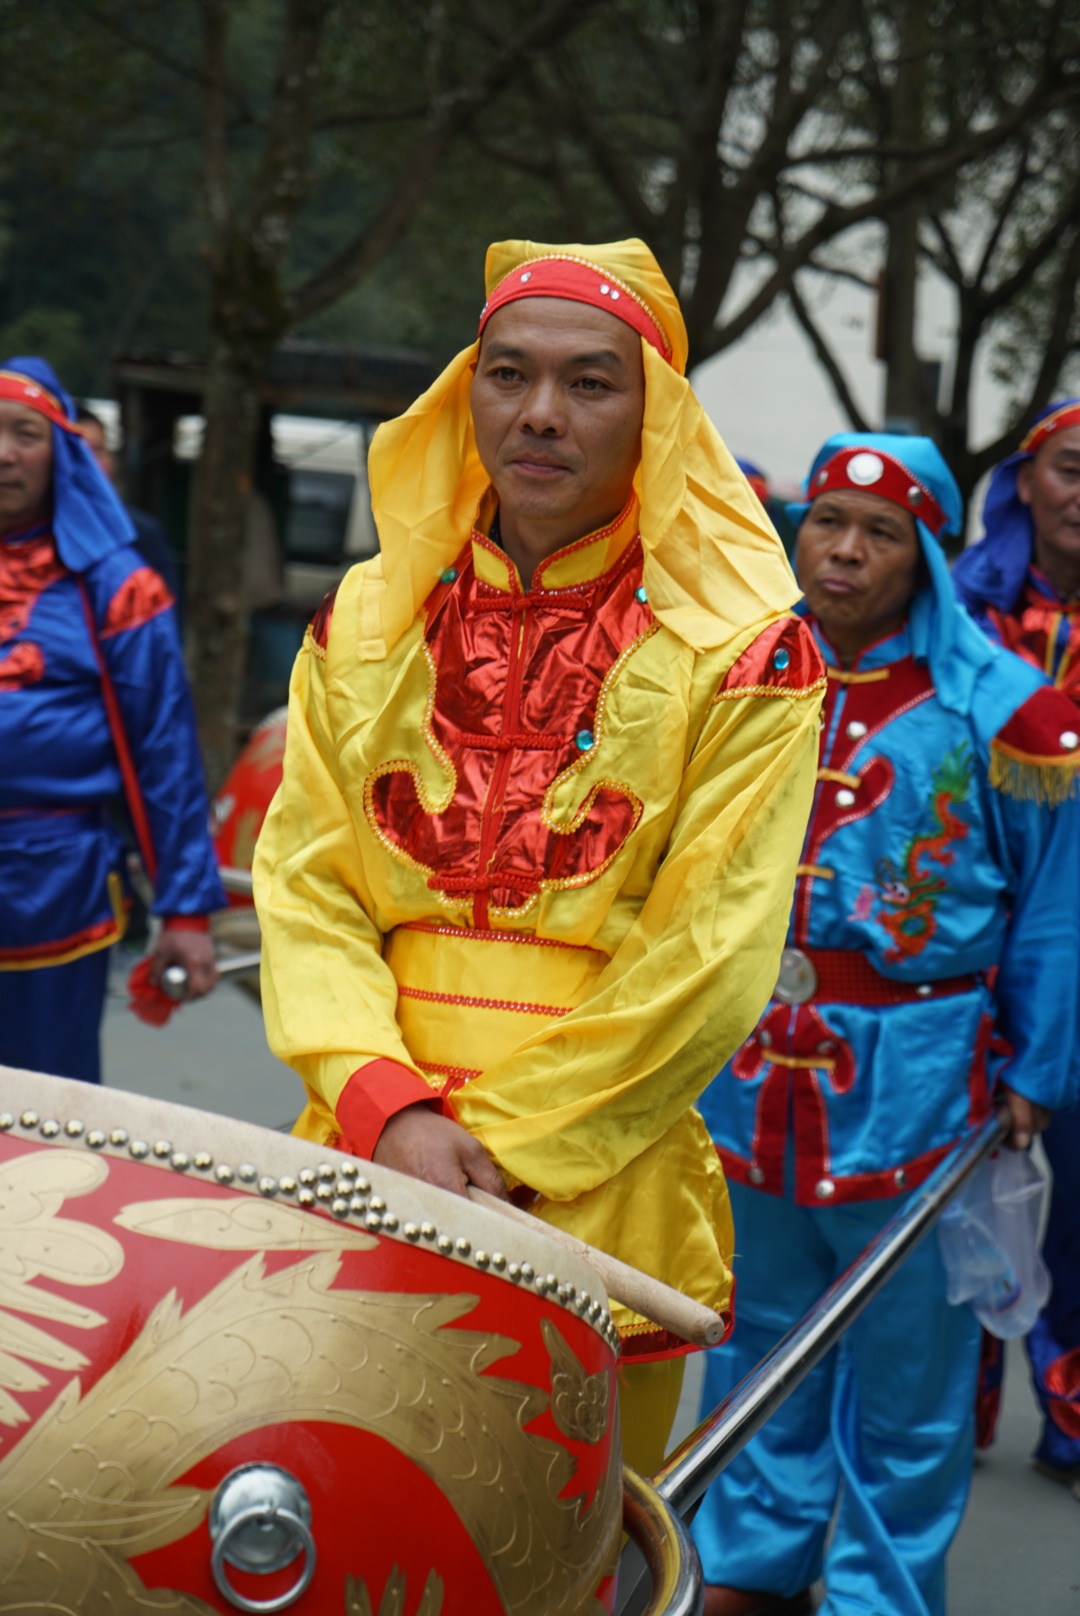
[991,685,1080,805]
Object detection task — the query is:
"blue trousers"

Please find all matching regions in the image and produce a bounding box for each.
[692,1181,981,1616]
[1027,1105,1080,1471]
[0,948,110,1084]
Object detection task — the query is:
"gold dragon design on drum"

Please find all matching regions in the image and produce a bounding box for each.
[0,1122,621,1615]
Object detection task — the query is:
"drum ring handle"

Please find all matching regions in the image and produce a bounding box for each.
[211,1505,317,1612]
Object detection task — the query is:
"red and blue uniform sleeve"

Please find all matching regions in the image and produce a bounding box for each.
[988,692,1080,1111]
[87,552,225,919]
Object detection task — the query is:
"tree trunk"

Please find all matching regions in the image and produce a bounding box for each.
[881,199,927,433]
[185,327,271,791]
[879,0,937,435]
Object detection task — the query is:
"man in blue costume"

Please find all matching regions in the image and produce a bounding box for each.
[0,358,223,1084]
[691,433,1080,1615]
[954,401,1080,1489]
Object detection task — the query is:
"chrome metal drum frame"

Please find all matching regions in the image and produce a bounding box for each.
[615,1110,1010,1616]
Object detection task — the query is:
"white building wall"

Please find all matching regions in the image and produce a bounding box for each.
[690,260,1013,506]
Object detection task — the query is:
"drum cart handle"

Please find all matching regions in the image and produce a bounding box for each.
[651,1110,1008,1519]
[614,1110,1008,1614]
[621,1464,703,1615]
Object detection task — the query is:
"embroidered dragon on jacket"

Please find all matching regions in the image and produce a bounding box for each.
[875,743,973,962]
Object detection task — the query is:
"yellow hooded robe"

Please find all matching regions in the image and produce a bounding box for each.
[254,237,823,1361]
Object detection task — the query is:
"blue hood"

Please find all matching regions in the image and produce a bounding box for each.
[2,355,135,571]
[952,398,1080,617]
[787,432,994,716]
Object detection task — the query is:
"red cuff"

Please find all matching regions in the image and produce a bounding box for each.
[335,1058,439,1159]
[162,915,212,932]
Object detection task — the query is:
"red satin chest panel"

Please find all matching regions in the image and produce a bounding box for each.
[370,539,654,926]
[0,532,65,689]
[0,532,65,643]
[987,592,1080,705]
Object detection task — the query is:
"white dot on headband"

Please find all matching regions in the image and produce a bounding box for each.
[847,451,885,486]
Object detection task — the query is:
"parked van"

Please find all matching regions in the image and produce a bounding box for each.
[172,413,381,720]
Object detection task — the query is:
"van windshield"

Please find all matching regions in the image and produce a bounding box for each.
[284,469,356,563]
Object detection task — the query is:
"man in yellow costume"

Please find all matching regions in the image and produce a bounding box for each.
[254,238,824,1472]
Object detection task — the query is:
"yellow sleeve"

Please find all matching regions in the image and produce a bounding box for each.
[451,669,822,1201]
[253,605,422,1117]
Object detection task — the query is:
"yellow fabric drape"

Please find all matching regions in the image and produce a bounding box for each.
[359,237,798,662]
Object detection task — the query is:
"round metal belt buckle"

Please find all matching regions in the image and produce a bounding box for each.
[774,946,818,1005]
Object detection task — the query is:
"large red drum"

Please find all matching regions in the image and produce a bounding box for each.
[0,1069,622,1613]
[211,707,287,897]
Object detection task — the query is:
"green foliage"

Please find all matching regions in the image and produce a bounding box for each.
[0,0,1076,431]
[0,0,610,387]
[0,305,88,378]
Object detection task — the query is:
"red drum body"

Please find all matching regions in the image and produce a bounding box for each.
[211,707,287,899]
[0,1069,621,1614]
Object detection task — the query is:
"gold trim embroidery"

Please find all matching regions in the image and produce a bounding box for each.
[397,984,570,1017]
[827,666,890,685]
[362,640,469,912]
[713,675,827,704]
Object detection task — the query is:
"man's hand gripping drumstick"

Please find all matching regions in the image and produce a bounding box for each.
[371,1101,725,1348]
[373,1102,510,1201]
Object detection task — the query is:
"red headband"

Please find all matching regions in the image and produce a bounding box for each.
[0,370,82,435]
[810,446,948,538]
[1020,402,1080,456]
[478,255,672,362]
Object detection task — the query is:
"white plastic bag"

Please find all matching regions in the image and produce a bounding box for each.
[937,1147,1050,1338]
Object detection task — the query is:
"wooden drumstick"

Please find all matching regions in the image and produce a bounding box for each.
[467,1186,726,1347]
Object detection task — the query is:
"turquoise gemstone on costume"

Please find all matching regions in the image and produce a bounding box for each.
[575,729,595,752]
[773,647,791,671]
[635,585,648,603]
[440,568,458,584]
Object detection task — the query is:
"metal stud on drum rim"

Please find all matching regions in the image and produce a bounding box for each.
[209,1464,316,1612]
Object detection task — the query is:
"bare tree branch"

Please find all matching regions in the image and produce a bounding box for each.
[247,0,331,240]
[787,278,873,432]
[288,0,608,322]
[697,65,1080,362]
[971,224,1080,478]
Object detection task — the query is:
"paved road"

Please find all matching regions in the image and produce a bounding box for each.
[103,974,1080,1613]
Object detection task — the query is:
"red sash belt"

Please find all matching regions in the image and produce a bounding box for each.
[803,947,980,1006]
